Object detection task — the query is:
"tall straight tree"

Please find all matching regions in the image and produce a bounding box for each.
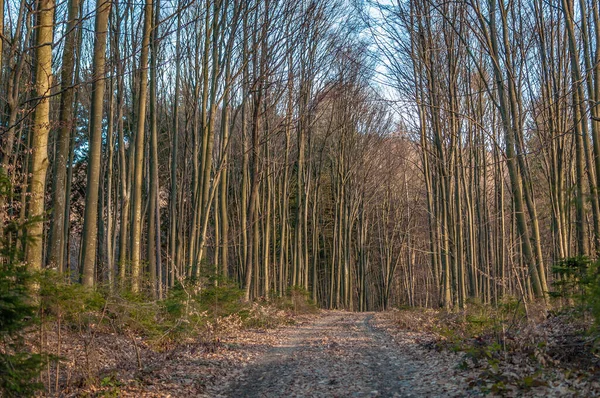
[130,0,153,292]
[48,0,81,272]
[148,0,161,298]
[80,0,112,287]
[168,0,182,287]
[0,0,4,76]
[26,0,55,271]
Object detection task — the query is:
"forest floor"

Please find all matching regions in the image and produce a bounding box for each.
[49,309,600,397]
[218,311,473,397]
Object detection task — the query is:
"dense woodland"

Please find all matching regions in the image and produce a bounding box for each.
[1,0,600,311]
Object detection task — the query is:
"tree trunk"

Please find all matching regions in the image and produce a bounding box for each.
[25,0,55,272]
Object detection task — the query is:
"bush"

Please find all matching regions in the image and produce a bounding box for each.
[273,286,318,314]
[39,270,106,322]
[198,282,245,317]
[0,170,49,397]
[0,262,46,397]
[551,256,600,325]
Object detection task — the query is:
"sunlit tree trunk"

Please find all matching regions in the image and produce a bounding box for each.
[80,0,111,286]
[25,0,55,271]
[130,0,153,292]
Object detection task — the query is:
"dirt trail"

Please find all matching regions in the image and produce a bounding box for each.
[219,311,472,398]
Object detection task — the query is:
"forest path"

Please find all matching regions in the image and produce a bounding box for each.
[220,311,471,398]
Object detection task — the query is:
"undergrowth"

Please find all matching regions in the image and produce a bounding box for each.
[0,260,48,397]
[0,170,51,397]
[389,272,600,395]
[42,277,290,344]
[12,272,315,396]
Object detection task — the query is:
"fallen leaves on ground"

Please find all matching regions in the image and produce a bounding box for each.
[379,308,600,397]
[35,308,600,397]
